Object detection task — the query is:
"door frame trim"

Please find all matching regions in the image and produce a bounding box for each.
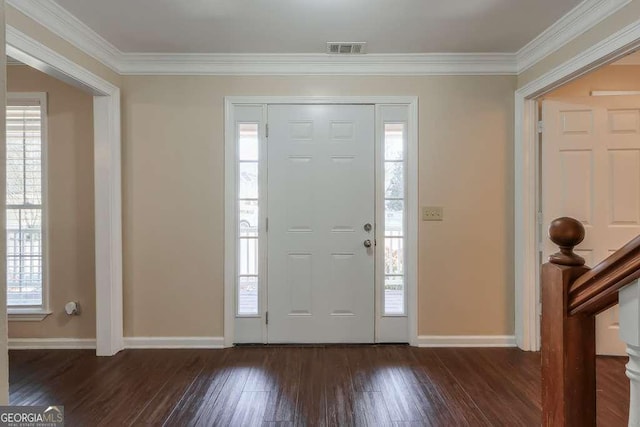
[515,19,640,351]
[7,26,124,356]
[224,96,419,347]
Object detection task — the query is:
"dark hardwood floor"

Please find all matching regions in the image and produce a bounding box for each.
[9,346,629,426]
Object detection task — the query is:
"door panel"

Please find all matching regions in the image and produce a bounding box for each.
[543,97,640,356]
[267,105,375,343]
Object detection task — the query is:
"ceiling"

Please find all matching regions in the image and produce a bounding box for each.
[52,0,583,54]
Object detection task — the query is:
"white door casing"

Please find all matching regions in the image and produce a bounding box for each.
[542,96,640,356]
[514,19,640,352]
[225,96,418,347]
[267,105,376,343]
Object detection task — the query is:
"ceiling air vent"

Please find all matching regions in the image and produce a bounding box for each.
[327,42,367,54]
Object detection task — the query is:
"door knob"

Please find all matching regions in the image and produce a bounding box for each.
[364,239,372,248]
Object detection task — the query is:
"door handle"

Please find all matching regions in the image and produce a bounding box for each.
[364,239,372,248]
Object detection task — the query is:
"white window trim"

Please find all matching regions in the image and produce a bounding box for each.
[6,92,51,322]
[224,96,418,347]
[7,308,52,322]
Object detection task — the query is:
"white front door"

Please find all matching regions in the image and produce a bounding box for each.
[267,105,375,343]
[542,96,640,355]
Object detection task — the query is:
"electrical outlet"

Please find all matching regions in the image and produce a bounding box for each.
[422,206,443,221]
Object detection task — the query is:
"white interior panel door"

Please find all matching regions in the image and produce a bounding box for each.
[267,105,375,343]
[542,96,640,356]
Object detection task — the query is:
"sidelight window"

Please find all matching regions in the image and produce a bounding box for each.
[237,123,260,315]
[383,123,406,315]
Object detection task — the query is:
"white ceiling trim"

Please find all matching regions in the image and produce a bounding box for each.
[7,0,632,76]
[118,52,517,76]
[516,0,632,73]
[7,0,121,72]
[6,56,23,66]
[612,51,640,65]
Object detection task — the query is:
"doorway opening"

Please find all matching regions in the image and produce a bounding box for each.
[6,27,123,356]
[516,40,640,352]
[539,63,640,355]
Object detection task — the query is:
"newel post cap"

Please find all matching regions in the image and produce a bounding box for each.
[548,217,586,266]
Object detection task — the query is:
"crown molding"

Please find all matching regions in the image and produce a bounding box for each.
[6,0,635,76]
[6,55,23,66]
[517,17,640,97]
[516,0,632,73]
[612,51,640,65]
[7,25,118,95]
[118,52,518,75]
[7,0,121,72]
[3,0,517,75]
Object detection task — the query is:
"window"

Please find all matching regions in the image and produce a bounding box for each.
[383,123,406,315]
[237,123,260,315]
[6,93,47,314]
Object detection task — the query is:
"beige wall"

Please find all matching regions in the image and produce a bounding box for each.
[122,75,516,337]
[543,64,640,98]
[6,5,121,88]
[518,0,640,88]
[4,0,530,340]
[7,65,96,339]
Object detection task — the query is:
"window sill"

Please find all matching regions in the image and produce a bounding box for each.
[8,309,52,322]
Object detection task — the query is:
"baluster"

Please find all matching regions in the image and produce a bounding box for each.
[619,280,640,427]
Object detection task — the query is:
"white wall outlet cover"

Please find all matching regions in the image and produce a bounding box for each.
[65,301,80,315]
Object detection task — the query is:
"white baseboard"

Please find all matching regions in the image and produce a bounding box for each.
[123,336,225,349]
[9,336,225,350]
[9,338,96,350]
[416,335,517,348]
[9,336,516,349]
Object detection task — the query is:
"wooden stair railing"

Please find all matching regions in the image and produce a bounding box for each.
[542,217,640,427]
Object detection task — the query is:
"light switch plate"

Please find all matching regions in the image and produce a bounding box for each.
[422,206,443,221]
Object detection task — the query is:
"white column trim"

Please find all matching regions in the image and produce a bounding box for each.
[514,95,539,351]
[0,0,8,405]
[6,26,124,356]
[93,92,124,356]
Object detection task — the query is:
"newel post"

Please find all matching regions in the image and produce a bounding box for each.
[541,217,595,427]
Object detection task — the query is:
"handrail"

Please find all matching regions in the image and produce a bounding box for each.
[568,234,640,316]
[540,216,640,427]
